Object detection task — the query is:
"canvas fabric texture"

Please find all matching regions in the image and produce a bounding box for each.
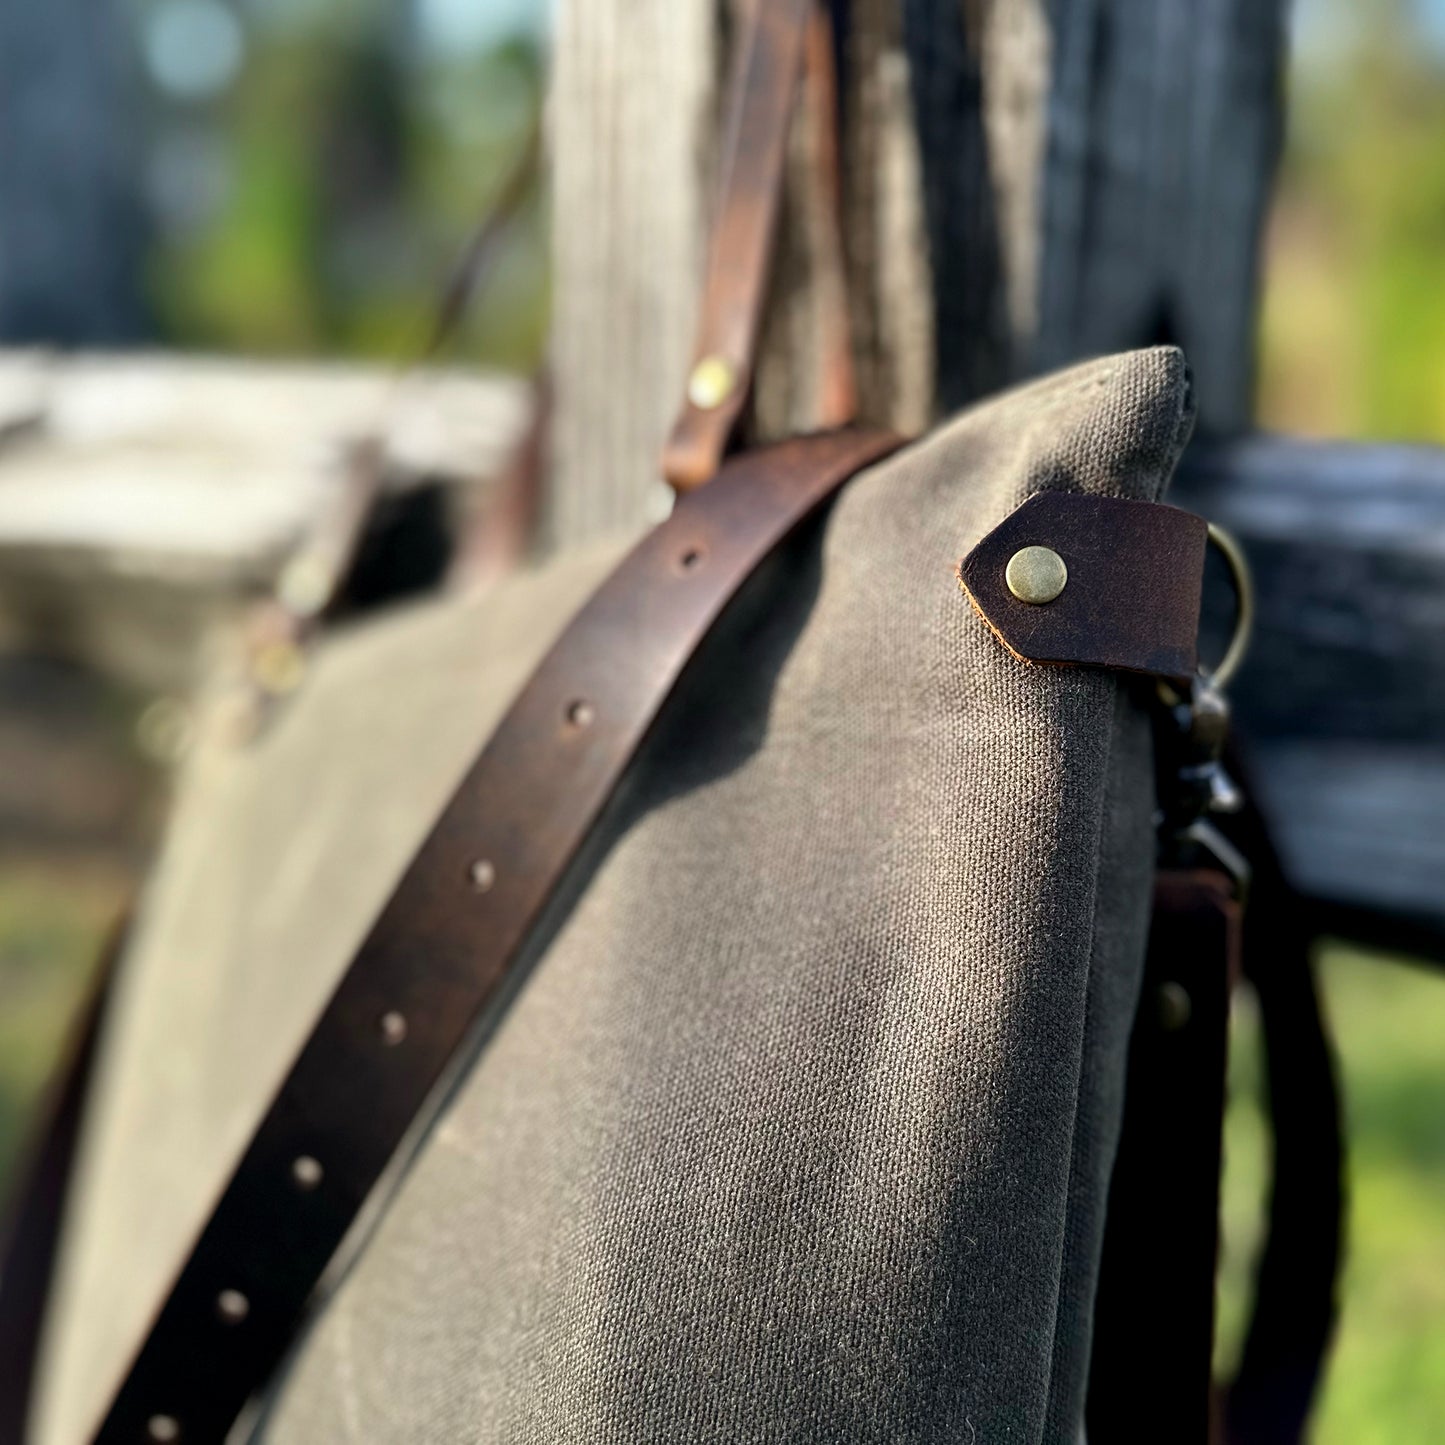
[36,346,1195,1445]
[33,540,633,1445]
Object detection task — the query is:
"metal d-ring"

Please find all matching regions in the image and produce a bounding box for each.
[1203,522,1254,692]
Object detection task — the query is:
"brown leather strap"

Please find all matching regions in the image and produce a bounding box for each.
[797,2,857,429]
[958,492,1209,680]
[88,427,901,1445]
[1220,777,1342,1445]
[1087,868,1240,1443]
[661,0,854,492]
[0,910,129,1445]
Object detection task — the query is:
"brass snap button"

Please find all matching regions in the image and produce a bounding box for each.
[686,355,736,410]
[1005,545,1068,605]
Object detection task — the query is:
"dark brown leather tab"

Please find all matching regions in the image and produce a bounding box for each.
[86,427,903,1445]
[958,492,1208,680]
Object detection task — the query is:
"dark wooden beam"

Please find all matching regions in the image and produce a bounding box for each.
[901,0,1288,431]
[0,0,148,342]
[1172,435,1445,960]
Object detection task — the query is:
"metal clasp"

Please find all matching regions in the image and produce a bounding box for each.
[1202,521,1254,692]
[1153,520,1255,890]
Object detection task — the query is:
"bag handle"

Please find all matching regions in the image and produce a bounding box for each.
[662,0,857,492]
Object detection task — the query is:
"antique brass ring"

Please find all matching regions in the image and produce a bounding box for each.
[1202,521,1254,692]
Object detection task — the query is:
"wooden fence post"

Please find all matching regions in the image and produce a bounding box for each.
[545,0,1288,542]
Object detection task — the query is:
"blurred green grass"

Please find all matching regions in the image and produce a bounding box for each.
[0,866,128,1197]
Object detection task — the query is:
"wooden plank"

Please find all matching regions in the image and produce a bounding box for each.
[0,353,531,690]
[547,0,716,547]
[1172,435,1445,956]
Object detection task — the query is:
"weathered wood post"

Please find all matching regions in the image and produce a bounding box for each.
[545,0,1287,543]
[0,0,148,341]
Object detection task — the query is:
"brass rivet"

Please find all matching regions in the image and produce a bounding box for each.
[216,1289,250,1325]
[1158,980,1193,1032]
[292,1155,324,1190]
[379,1010,407,1046]
[252,639,306,695]
[147,1416,181,1443]
[469,858,496,893]
[1005,545,1068,605]
[687,355,736,410]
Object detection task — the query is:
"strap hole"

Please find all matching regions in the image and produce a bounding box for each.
[468,858,496,893]
[565,699,595,728]
[292,1155,324,1190]
[1157,981,1193,1032]
[147,1416,181,1443]
[379,1010,407,1046]
[678,546,705,572]
[216,1289,250,1325]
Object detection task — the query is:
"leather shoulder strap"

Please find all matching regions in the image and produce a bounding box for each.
[83,428,900,1445]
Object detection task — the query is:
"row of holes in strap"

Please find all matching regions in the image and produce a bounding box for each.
[142,540,708,1443]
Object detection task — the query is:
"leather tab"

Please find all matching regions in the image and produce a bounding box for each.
[958,492,1207,680]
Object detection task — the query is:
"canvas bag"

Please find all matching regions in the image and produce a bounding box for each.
[12,4,1243,1442]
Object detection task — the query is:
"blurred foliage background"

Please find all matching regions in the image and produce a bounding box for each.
[0,0,1442,1439]
[141,2,547,366]
[1259,0,1445,445]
